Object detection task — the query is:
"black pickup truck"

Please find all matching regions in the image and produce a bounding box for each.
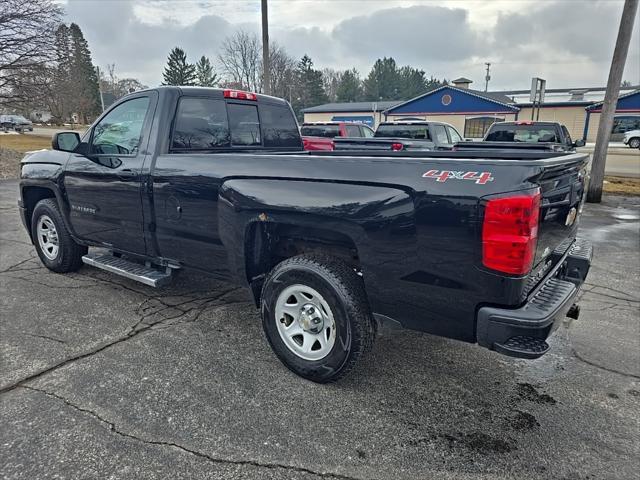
[333,121,464,151]
[18,87,592,383]
[454,121,585,153]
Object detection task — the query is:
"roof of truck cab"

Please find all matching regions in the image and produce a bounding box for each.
[133,86,290,104]
[378,121,452,126]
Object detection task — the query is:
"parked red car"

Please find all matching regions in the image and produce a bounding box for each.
[300,122,375,150]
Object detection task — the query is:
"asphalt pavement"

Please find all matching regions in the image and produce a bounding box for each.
[0,179,639,480]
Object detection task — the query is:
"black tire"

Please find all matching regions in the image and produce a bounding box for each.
[261,254,375,383]
[31,198,87,273]
[629,138,640,149]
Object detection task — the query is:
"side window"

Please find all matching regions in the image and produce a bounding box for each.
[91,97,150,155]
[362,126,374,137]
[562,126,572,145]
[432,124,449,144]
[345,124,361,137]
[447,126,463,143]
[259,104,301,147]
[227,103,260,146]
[172,98,230,150]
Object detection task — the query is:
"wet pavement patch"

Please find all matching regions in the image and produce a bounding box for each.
[509,410,540,431]
[440,432,515,454]
[516,382,557,405]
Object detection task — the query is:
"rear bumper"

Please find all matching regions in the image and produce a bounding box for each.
[477,238,592,359]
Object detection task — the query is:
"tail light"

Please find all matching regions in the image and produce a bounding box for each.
[223,89,257,101]
[330,140,335,151]
[391,142,404,151]
[482,190,541,275]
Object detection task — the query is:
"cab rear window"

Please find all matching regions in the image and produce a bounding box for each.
[300,125,340,138]
[375,124,431,139]
[228,103,260,146]
[171,96,300,151]
[259,104,301,147]
[172,98,230,150]
[485,125,559,143]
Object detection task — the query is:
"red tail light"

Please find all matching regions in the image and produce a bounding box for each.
[391,142,404,151]
[482,190,541,275]
[223,89,257,101]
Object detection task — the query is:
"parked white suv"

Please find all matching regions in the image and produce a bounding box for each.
[623,129,640,149]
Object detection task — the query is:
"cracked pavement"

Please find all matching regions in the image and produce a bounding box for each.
[1,179,639,480]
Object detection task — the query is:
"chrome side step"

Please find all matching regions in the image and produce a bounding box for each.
[82,252,173,287]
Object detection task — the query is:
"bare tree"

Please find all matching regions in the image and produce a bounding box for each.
[322,68,341,103]
[98,64,147,98]
[218,30,261,92]
[0,0,62,107]
[268,43,296,100]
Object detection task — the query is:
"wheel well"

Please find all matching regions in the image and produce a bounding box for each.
[22,186,56,235]
[245,222,361,303]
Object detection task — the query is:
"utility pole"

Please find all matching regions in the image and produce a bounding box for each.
[484,63,491,92]
[587,0,638,203]
[95,66,105,112]
[261,0,270,95]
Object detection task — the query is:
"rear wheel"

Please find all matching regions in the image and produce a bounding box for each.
[261,254,375,383]
[31,198,87,273]
[629,137,640,149]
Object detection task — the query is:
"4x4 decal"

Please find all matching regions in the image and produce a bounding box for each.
[423,170,494,185]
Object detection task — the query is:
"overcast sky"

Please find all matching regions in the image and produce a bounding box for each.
[62,0,640,92]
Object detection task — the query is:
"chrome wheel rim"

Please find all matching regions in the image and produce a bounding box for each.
[275,284,336,361]
[36,214,59,260]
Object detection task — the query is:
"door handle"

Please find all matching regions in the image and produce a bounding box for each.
[118,168,137,180]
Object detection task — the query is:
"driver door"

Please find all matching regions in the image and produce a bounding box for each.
[63,93,155,254]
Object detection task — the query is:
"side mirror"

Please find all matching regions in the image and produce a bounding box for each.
[52,132,81,152]
[573,139,585,147]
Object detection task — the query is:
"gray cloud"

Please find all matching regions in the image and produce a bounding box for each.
[65,0,238,86]
[64,0,639,91]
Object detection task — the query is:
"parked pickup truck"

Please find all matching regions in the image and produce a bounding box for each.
[0,114,33,132]
[334,121,464,151]
[454,121,585,153]
[19,87,592,383]
[300,122,375,151]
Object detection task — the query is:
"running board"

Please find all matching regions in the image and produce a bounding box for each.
[82,253,173,287]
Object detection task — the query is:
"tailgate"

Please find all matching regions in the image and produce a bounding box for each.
[533,158,589,271]
[333,138,395,151]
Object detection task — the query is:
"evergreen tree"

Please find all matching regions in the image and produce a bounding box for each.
[291,55,327,119]
[49,24,73,122]
[68,23,101,123]
[397,66,429,99]
[162,47,196,86]
[363,57,401,101]
[336,69,362,102]
[195,55,218,87]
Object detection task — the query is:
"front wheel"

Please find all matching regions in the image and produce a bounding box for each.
[261,254,375,383]
[628,138,640,149]
[31,198,87,273]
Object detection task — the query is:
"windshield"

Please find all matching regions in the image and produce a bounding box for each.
[485,124,559,143]
[300,125,340,138]
[375,124,431,140]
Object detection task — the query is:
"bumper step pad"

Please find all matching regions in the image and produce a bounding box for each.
[494,336,550,359]
[82,252,173,287]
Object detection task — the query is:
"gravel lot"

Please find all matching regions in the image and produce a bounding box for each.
[1,178,638,480]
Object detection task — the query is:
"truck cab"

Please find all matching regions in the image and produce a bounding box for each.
[300,122,375,151]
